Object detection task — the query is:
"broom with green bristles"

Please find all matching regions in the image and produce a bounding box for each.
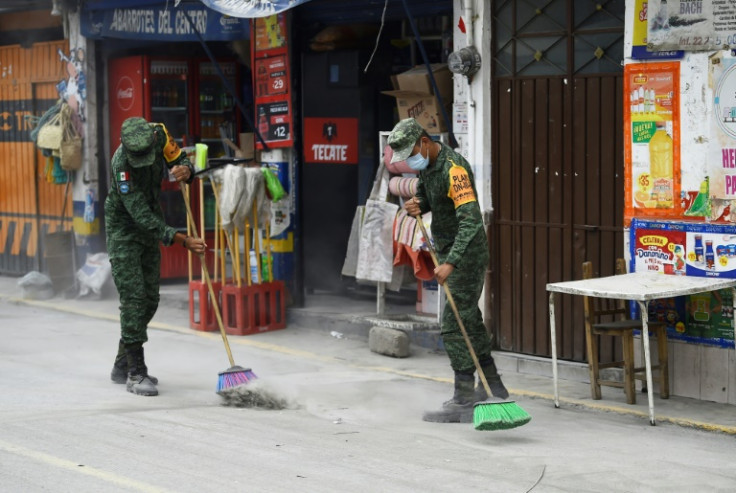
[179,180,257,395]
[416,218,530,430]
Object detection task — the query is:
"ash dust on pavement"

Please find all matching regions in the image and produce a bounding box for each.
[218,380,297,410]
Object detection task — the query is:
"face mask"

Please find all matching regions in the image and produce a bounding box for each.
[406,141,429,170]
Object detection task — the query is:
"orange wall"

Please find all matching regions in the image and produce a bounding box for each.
[0,40,68,267]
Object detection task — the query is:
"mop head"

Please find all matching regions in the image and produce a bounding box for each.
[217,378,293,410]
[216,365,257,393]
[473,399,531,431]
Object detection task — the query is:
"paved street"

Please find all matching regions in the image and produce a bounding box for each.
[1,286,736,492]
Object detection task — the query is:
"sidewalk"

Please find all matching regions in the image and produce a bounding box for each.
[3,274,736,434]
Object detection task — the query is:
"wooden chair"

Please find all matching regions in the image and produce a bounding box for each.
[582,259,669,404]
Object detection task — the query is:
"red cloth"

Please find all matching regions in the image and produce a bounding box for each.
[393,241,435,281]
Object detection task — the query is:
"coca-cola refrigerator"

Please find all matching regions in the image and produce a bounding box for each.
[108,56,239,279]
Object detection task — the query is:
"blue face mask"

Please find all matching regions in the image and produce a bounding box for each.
[406,142,429,171]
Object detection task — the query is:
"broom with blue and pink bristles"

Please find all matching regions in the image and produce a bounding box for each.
[179,181,257,396]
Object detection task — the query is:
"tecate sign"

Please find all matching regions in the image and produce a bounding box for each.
[116,76,135,112]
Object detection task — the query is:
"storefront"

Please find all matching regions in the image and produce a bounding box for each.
[0,7,71,278]
[621,0,736,404]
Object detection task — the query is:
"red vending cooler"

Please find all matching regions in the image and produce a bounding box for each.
[108,56,221,279]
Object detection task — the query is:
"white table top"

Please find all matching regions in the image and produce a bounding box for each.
[546,272,736,301]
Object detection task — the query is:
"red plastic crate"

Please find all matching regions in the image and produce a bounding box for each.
[188,279,222,332]
[221,281,286,336]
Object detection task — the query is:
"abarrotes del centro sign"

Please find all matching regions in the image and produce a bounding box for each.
[81,2,249,41]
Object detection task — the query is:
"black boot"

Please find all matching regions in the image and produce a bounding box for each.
[475,359,509,400]
[423,372,475,423]
[111,340,157,384]
[125,344,158,396]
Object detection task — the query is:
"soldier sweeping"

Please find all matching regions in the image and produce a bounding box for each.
[387,118,508,422]
[105,117,206,396]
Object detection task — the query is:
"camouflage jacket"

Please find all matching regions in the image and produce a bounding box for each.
[415,143,487,266]
[104,123,193,246]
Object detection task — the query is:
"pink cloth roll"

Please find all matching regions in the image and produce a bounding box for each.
[389,176,418,198]
[383,144,417,174]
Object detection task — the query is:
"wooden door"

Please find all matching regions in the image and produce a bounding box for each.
[490,0,626,363]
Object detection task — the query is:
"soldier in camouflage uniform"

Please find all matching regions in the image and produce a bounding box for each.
[388,118,508,423]
[105,117,206,396]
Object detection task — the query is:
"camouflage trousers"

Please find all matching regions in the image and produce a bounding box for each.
[438,247,492,373]
[108,238,161,345]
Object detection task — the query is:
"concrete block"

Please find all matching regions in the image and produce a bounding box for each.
[701,345,728,403]
[369,326,410,358]
[673,341,700,399]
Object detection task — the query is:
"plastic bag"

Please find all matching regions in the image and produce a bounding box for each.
[356,199,399,283]
[262,167,286,202]
[76,253,112,298]
[17,271,54,300]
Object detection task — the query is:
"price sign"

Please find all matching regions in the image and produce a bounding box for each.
[255,55,287,98]
[251,13,293,149]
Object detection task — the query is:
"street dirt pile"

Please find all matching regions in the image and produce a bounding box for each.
[218,380,297,410]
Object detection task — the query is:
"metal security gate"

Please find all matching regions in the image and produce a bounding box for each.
[490,0,625,363]
[0,40,70,276]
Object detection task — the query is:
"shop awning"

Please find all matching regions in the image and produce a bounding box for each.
[80,0,250,41]
[198,0,315,18]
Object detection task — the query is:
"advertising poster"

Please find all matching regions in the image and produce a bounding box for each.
[630,0,683,60]
[630,219,736,347]
[647,0,736,51]
[252,13,293,149]
[710,54,736,203]
[302,117,359,164]
[631,224,686,275]
[624,63,681,224]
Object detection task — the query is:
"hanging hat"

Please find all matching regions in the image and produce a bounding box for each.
[121,117,155,168]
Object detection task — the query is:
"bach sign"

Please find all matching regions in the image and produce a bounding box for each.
[303,117,359,164]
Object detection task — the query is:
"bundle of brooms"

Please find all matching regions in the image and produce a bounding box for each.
[416,218,530,431]
[179,179,257,395]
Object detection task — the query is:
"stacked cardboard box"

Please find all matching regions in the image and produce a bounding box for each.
[383,64,453,133]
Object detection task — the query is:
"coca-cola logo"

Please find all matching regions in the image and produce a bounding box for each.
[116,76,135,112]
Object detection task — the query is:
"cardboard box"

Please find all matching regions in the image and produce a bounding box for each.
[420,280,439,316]
[239,132,255,160]
[395,64,452,102]
[383,64,453,134]
[382,90,451,133]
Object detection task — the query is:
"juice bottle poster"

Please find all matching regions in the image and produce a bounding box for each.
[624,62,681,224]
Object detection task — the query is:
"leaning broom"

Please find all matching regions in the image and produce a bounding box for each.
[416,219,531,430]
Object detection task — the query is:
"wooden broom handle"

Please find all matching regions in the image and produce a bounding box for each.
[415,217,491,397]
[180,182,235,367]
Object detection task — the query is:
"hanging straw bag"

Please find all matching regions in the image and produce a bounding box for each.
[60,109,83,171]
[36,111,63,150]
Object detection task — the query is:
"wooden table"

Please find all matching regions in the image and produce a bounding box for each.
[547,272,736,425]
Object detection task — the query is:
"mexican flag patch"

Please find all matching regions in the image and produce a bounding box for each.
[118,171,130,182]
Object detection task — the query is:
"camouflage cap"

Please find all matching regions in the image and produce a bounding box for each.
[387,118,424,164]
[121,117,155,168]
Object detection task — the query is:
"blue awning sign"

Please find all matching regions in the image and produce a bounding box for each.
[199,0,313,18]
[81,3,250,41]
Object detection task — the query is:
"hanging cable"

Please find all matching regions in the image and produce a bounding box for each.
[363,0,389,73]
